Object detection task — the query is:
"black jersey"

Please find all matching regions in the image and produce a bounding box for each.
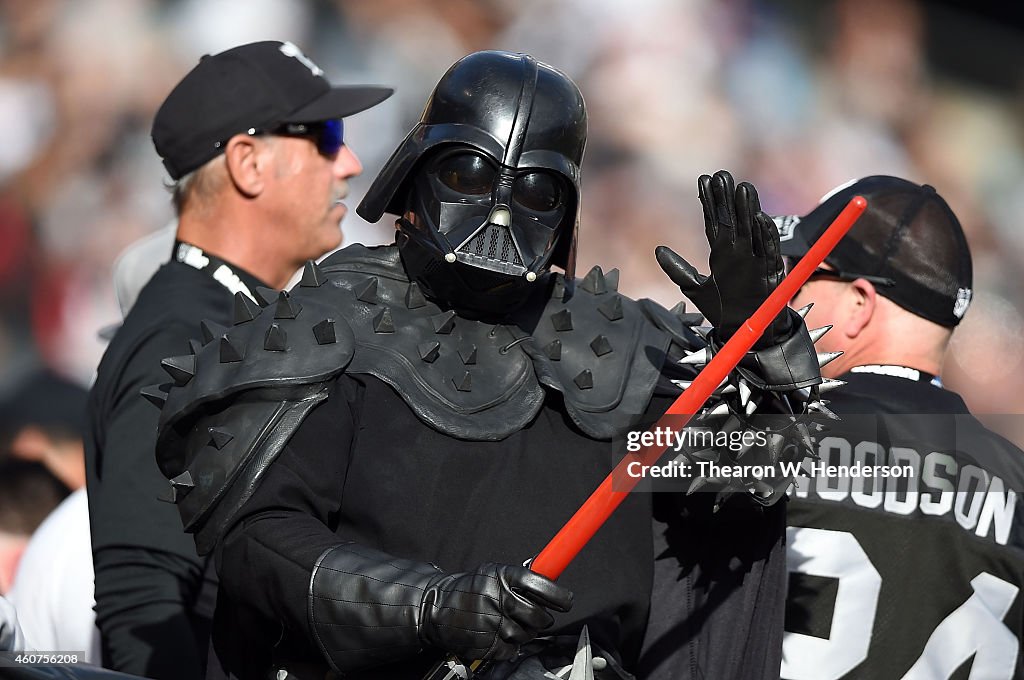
[86,252,267,679]
[783,368,1024,680]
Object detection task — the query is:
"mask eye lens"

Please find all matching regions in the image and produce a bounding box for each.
[437,153,495,195]
[513,172,564,212]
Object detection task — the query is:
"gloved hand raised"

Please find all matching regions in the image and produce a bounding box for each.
[656,170,794,348]
[419,562,574,661]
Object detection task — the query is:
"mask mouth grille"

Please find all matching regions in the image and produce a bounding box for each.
[460,224,523,267]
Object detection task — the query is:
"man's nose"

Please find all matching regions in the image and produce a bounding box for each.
[334,145,363,179]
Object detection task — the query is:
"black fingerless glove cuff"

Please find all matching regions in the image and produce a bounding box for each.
[712,309,821,391]
[308,543,440,673]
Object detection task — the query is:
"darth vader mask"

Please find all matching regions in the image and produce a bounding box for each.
[358,50,587,315]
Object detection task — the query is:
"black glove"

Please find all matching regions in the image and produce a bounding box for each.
[420,562,573,660]
[308,543,573,672]
[657,170,793,348]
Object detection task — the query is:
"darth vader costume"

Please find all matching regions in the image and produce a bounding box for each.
[151,52,827,680]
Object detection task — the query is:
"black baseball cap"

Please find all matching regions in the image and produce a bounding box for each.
[0,369,87,445]
[775,176,973,327]
[152,40,393,180]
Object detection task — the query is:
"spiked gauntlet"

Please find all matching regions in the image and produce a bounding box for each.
[657,170,835,505]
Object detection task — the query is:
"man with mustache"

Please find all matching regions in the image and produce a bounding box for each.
[84,40,391,680]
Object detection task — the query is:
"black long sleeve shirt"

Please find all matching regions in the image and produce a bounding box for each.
[85,259,266,679]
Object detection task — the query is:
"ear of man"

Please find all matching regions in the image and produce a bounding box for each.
[223,134,272,198]
[844,278,877,339]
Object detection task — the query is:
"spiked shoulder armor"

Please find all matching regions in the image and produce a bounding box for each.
[308,245,690,441]
[151,263,355,553]
[149,245,836,547]
[149,246,695,549]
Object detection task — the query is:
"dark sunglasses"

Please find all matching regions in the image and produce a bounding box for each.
[783,256,895,288]
[215,119,345,157]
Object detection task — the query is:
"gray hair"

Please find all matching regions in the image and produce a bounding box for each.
[167,156,225,216]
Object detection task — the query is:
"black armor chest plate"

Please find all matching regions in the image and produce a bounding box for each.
[318,245,681,440]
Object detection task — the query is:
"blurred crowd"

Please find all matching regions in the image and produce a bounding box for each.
[1,0,1024,561]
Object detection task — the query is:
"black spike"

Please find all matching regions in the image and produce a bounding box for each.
[274,291,302,319]
[355,277,379,304]
[580,266,607,295]
[405,282,427,309]
[453,372,472,392]
[809,401,841,421]
[219,335,245,363]
[551,274,568,302]
[689,448,719,463]
[418,341,441,363]
[574,369,594,390]
[160,355,195,386]
[670,301,687,316]
[312,318,336,345]
[299,260,327,288]
[188,338,204,356]
[598,295,624,321]
[264,323,287,351]
[544,339,562,361]
[458,344,478,365]
[208,428,234,450]
[432,310,456,335]
[796,422,815,451]
[372,308,395,334]
[590,335,613,357]
[165,471,194,501]
[606,268,620,291]
[140,384,168,409]
[234,292,261,324]
[686,477,708,496]
[733,441,755,460]
[680,312,705,326]
[550,309,573,332]
[254,287,278,307]
[200,319,228,344]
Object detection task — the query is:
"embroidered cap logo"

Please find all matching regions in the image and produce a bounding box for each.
[279,41,324,77]
[953,287,972,319]
[773,215,801,242]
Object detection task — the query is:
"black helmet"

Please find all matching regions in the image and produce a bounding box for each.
[357,51,586,313]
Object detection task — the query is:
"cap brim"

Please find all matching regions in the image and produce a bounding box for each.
[285,86,394,122]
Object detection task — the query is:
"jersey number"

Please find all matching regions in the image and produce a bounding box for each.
[782,526,1019,680]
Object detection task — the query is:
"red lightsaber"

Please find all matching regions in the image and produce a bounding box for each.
[530,195,867,579]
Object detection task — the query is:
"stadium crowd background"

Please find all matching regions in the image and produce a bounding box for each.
[0,0,1023,428]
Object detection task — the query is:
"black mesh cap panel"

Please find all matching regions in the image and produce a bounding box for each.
[777,176,973,327]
